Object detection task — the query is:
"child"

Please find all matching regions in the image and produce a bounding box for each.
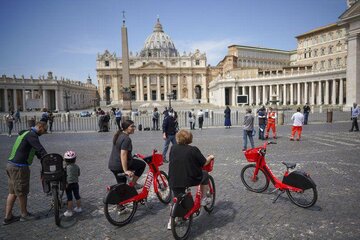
[63,151,82,217]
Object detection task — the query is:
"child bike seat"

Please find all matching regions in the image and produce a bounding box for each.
[282,162,297,169]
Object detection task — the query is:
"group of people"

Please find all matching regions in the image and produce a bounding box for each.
[188,108,205,130]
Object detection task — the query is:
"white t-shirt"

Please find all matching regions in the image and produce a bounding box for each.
[197,111,204,118]
[291,112,304,126]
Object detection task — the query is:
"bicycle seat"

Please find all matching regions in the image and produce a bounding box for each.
[282,162,297,169]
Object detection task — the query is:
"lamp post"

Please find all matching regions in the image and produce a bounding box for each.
[167,92,174,108]
[63,91,71,112]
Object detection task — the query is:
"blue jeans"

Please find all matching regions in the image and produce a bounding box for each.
[243,130,254,150]
[304,112,309,125]
[162,134,177,161]
[258,124,266,140]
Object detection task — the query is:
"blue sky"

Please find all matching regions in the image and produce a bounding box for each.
[0,0,347,84]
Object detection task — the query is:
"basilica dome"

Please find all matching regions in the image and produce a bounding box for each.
[140,18,179,58]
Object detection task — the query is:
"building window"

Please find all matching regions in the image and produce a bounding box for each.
[321,48,325,56]
[143,62,146,65]
[313,62,318,70]
[160,62,163,65]
[105,75,111,85]
[336,57,341,66]
[328,59,332,68]
[321,61,325,69]
[195,60,200,65]
[182,62,186,66]
[105,61,109,67]
[314,49,318,57]
[328,46,333,54]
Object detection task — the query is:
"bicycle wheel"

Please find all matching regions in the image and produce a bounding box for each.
[52,186,60,226]
[204,175,216,213]
[286,187,317,208]
[104,201,138,226]
[155,171,171,204]
[240,164,269,193]
[171,215,193,240]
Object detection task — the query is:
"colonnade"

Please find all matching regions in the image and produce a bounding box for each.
[233,78,346,106]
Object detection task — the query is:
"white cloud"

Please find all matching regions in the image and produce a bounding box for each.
[174,38,246,65]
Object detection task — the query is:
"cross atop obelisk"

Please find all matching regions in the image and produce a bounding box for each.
[121,10,131,110]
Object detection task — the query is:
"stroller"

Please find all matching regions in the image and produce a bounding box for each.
[99,115,110,132]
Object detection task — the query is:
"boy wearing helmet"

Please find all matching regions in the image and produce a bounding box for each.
[63,151,82,217]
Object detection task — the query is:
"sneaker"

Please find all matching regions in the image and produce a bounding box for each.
[167,218,171,230]
[3,215,20,225]
[73,207,82,213]
[20,212,36,222]
[201,197,211,207]
[64,210,73,217]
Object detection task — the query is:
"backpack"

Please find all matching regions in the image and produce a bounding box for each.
[188,111,192,118]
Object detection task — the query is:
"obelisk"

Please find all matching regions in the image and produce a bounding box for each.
[121,11,131,110]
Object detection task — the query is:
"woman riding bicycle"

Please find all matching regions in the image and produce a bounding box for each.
[108,120,145,188]
[167,129,214,228]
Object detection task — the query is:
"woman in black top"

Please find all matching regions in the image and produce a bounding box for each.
[108,120,145,186]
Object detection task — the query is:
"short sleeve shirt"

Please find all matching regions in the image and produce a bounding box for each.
[108,133,133,171]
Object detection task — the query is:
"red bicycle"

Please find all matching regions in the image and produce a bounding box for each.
[241,142,317,208]
[170,159,215,240]
[103,149,171,226]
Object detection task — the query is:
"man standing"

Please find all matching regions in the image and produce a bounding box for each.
[257,106,266,140]
[243,108,255,151]
[3,121,48,225]
[265,107,277,139]
[349,102,359,132]
[115,108,122,130]
[290,107,304,141]
[162,110,178,163]
[303,103,311,125]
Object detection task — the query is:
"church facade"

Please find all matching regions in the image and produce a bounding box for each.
[96,18,209,106]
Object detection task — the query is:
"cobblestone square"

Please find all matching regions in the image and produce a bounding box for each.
[1,122,360,240]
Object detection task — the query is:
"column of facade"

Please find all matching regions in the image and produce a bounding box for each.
[276,85,280,105]
[332,79,337,105]
[135,75,139,101]
[232,86,236,106]
[156,75,161,101]
[317,81,322,105]
[55,89,59,111]
[269,85,273,102]
[147,76,151,101]
[324,80,329,105]
[13,89,17,110]
[202,74,207,102]
[4,89,9,112]
[297,83,301,105]
[311,82,315,105]
[249,86,253,105]
[177,75,181,100]
[188,75,193,100]
[22,90,26,111]
[290,83,294,105]
[42,89,46,108]
[164,75,168,101]
[283,84,287,105]
[140,76,144,101]
[262,85,266,105]
[255,85,260,105]
[339,79,344,105]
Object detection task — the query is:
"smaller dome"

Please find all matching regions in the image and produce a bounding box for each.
[140,18,179,58]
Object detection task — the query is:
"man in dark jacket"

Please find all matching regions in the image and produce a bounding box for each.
[162,110,178,163]
[3,121,48,225]
[303,103,311,125]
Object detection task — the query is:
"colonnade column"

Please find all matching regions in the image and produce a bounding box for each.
[290,83,294,105]
[262,86,266,105]
[283,84,287,105]
[317,81,322,105]
[157,75,161,101]
[276,85,280,105]
[232,86,236,106]
[311,82,315,105]
[140,76,144,101]
[332,79,336,105]
[304,82,308,104]
[22,90,26,111]
[136,75,140,101]
[324,80,329,105]
[339,79,344,105]
[4,89,9,112]
[13,89,17,110]
[177,75,181,100]
[255,86,260,105]
[249,86,253,105]
[269,85,273,102]
[297,83,301,105]
[146,77,151,101]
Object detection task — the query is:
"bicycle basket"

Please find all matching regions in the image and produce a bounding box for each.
[41,153,65,181]
[202,160,214,172]
[152,153,163,167]
[244,147,261,162]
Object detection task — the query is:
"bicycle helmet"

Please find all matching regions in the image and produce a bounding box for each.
[64,150,76,163]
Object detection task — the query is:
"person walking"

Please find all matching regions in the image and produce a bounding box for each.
[3,121,48,225]
[5,111,15,137]
[349,102,359,132]
[257,106,266,140]
[14,109,21,124]
[48,112,54,133]
[303,103,311,125]
[265,107,277,139]
[224,106,231,129]
[242,108,255,151]
[188,109,195,130]
[63,151,82,217]
[152,107,160,130]
[197,109,204,130]
[115,108,122,130]
[290,107,304,141]
[162,110,178,163]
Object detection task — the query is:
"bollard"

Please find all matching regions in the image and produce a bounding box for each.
[326,109,333,123]
[278,111,284,125]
